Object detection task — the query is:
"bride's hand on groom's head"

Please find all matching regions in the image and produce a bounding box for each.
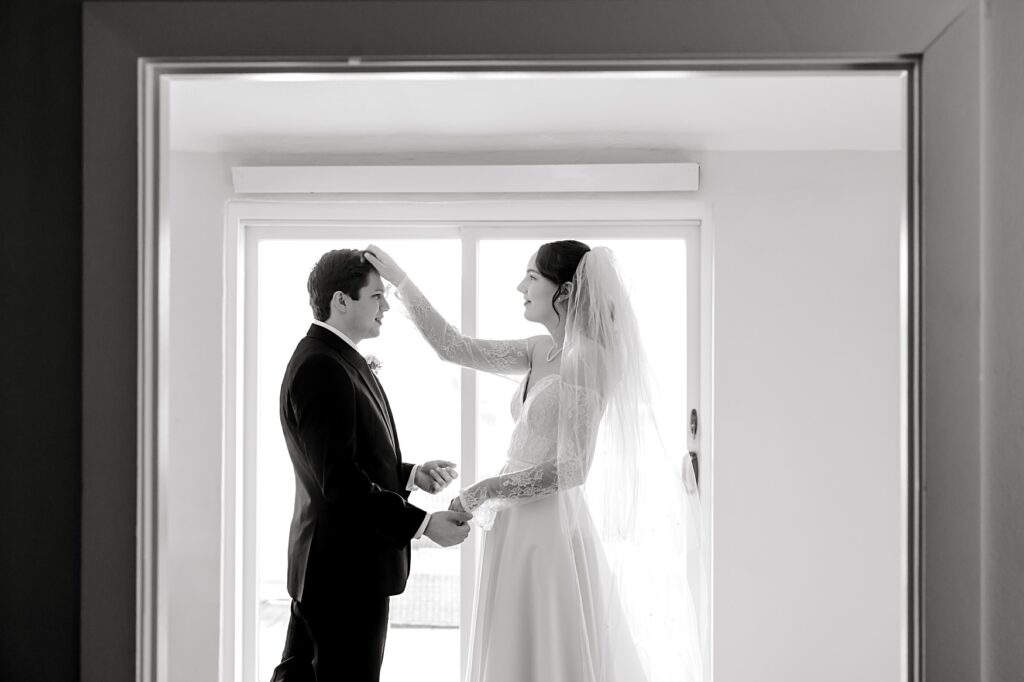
[363,245,406,286]
[417,460,459,494]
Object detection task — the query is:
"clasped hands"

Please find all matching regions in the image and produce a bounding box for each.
[418,460,473,547]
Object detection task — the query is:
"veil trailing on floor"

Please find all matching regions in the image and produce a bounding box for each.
[555,247,704,682]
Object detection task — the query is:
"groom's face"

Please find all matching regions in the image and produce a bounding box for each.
[340,269,390,342]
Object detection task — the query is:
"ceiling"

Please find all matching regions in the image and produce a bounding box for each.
[168,71,906,156]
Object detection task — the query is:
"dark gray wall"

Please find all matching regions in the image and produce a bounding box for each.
[4,1,1021,681]
[922,6,982,681]
[981,0,1024,679]
[0,1,82,681]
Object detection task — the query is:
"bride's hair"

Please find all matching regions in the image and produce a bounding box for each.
[535,240,591,321]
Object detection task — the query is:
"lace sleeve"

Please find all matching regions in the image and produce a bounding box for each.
[459,380,605,529]
[396,277,531,375]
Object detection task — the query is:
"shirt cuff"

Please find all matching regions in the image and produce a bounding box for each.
[413,512,431,540]
[407,464,420,491]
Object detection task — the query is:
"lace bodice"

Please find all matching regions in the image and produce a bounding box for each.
[459,369,603,529]
[506,374,560,466]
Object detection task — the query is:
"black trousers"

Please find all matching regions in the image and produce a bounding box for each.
[270,596,390,682]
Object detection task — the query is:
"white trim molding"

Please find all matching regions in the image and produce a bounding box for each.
[231,163,700,194]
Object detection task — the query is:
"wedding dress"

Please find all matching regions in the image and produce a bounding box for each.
[396,249,701,682]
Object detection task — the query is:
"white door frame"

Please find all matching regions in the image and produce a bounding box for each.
[222,200,714,682]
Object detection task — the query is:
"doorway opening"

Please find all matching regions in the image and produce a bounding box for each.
[144,64,912,682]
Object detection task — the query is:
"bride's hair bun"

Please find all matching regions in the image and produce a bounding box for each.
[536,240,591,285]
[536,240,591,321]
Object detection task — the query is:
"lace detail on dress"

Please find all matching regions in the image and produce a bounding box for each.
[460,483,490,514]
[459,379,605,530]
[497,465,548,499]
[396,278,530,375]
[555,383,602,488]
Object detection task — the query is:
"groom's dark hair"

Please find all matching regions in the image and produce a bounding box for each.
[307,248,374,322]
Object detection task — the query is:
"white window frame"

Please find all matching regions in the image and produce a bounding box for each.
[222,199,715,682]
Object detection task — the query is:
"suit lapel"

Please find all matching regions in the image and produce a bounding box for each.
[306,324,396,447]
[368,371,400,452]
[360,369,395,444]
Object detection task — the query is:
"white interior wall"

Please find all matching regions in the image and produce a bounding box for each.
[703,151,904,681]
[166,154,234,682]
[166,148,904,682]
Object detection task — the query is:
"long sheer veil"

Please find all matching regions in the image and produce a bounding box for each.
[556,247,704,682]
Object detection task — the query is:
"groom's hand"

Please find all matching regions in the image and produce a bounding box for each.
[416,460,458,494]
[423,511,474,547]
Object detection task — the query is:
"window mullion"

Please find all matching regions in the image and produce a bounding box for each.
[459,230,479,682]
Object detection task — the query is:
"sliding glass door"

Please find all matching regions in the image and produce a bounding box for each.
[245,223,702,682]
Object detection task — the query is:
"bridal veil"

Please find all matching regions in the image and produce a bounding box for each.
[555,246,704,682]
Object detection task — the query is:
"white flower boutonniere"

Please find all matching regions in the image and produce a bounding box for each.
[365,354,383,376]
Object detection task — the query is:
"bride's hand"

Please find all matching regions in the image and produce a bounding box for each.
[448,496,466,513]
[364,245,406,286]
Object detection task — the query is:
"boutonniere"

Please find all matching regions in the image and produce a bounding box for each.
[365,354,383,376]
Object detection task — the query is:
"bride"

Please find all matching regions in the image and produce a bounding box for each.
[365,241,702,682]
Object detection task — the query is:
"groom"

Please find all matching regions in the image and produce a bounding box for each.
[270,248,473,682]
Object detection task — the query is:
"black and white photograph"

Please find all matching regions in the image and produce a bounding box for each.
[2,2,1022,682]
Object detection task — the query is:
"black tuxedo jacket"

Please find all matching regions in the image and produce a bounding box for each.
[279,324,428,603]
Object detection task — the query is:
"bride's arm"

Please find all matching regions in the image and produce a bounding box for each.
[396,276,533,375]
[365,245,532,375]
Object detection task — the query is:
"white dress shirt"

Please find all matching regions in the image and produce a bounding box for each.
[310,319,431,539]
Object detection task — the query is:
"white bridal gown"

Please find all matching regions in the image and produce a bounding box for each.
[462,372,648,682]
[396,279,648,682]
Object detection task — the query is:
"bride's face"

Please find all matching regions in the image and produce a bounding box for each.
[517,253,561,326]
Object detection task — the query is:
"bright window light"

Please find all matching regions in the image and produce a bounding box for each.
[251,230,690,682]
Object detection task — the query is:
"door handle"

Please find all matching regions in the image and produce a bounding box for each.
[685,451,699,494]
[686,408,700,493]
